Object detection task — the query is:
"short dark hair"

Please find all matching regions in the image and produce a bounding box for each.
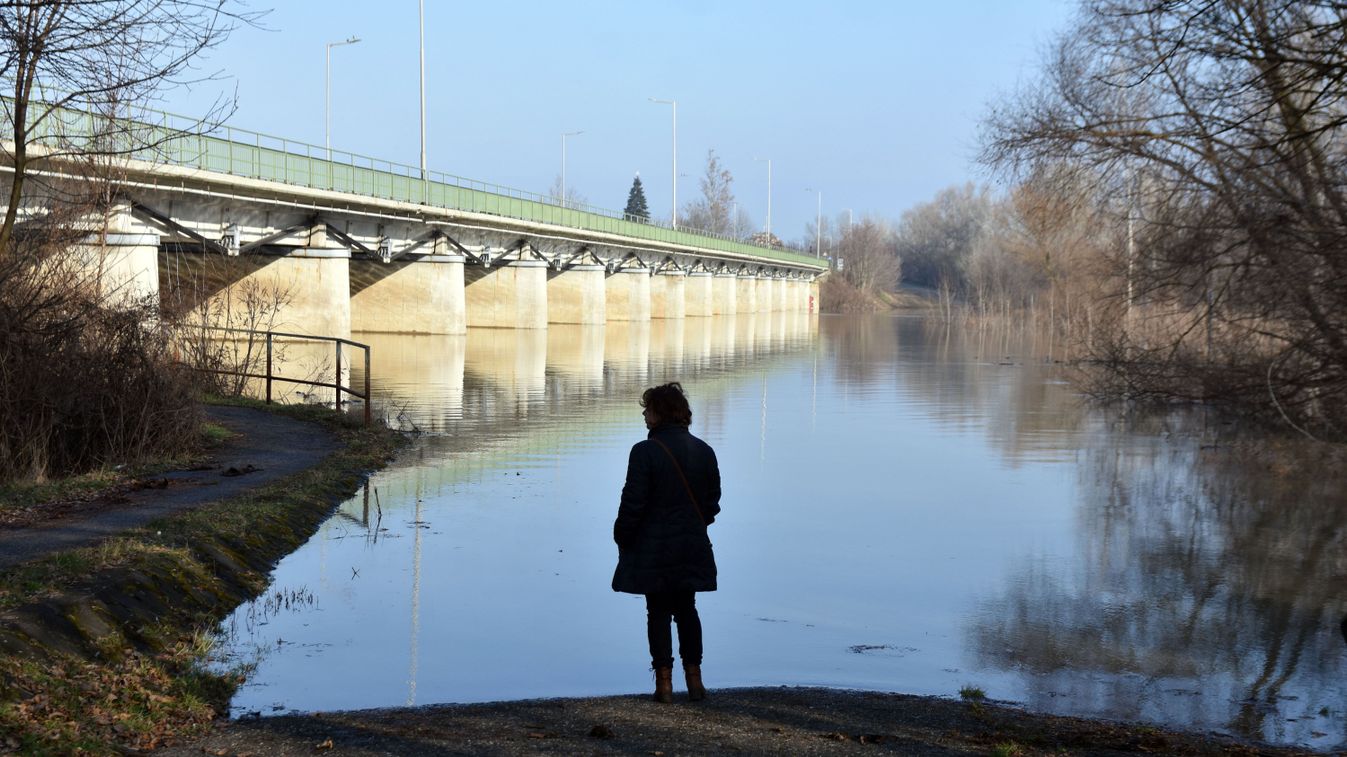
[640,382,692,427]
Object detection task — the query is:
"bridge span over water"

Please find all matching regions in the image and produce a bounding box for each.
[39,107,826,335]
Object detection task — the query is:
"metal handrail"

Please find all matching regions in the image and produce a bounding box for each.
[13,96,824,269]
[189,327,371,427]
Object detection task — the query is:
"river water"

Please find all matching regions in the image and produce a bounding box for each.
[212,313,1347,751]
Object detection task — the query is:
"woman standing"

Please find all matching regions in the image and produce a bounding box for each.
[612,382,721,704]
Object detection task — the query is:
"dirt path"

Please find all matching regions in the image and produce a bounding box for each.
[0,405,337,570]
[156,687,1313,756]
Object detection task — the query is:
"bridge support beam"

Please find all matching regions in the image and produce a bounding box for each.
[351,254,466,334]
[605,269,652,322]
[712,273,737,316]
[651,270,685,319]
[465,260,548,329]
[685,272,713,317]
[736,275,758,313]
[546,264,606,324]
[809,278,820,314]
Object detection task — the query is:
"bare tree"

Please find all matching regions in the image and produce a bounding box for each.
[547,174,587,209]
[892,183,993,293]
[0,1,263,253]
[836,216,900,294]
[0,1,260,483]
[681,149,735,235]
[982,0,1347,434]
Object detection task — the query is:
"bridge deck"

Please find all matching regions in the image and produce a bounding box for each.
[34,105,823,271]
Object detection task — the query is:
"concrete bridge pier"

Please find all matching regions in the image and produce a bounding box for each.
[712,273,738,316]
[809,278,821,313]
[736,275,758,313]
[783,278,803,311]
[547,264,606,324]
[350,252,466,334]
[650,270,686,319]
[756,275,775,312]
[465,260,548,329]
[255,246,352,336]
[685,271,713,317]
[76,205,161,304]
[606,268,652,322]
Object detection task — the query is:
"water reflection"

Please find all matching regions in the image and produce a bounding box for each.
[214,315,1344,751]
[972,416,1347,748]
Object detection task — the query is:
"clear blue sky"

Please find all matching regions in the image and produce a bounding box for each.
[168,0,1075,242]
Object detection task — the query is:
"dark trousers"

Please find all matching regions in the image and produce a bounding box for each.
[645,591,702,669]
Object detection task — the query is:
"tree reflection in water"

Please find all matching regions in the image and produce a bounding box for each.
[972,414,1347,748]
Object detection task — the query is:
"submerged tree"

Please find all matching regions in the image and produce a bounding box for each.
[623,173,649,222]
[982,0,1347,434]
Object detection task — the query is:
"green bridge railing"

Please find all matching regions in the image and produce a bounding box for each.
[23,101,823,269]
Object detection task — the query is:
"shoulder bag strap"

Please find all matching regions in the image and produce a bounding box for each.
[649,437,707,527]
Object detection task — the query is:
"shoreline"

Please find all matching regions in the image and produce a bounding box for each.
[159,686,1319,755]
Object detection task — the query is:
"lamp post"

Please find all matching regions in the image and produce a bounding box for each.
[561,130,583,208]
[754,156,772,240]
[649,97,677,228]
[805,187,822,258]
[325,35,361,156]
[419,0,426,181]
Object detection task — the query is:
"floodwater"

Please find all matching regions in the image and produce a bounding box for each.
[212,313,1347,751]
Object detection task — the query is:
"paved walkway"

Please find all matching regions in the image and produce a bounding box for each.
[0,405,338,571]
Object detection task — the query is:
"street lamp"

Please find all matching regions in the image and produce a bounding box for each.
[418,0,426,180]
[561,130,583,208]
[649,97,677,228]
[325,35,361,156]
[754,156,772,240]
[805,187,822,258]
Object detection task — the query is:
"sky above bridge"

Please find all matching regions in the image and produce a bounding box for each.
[167,0,1074,245]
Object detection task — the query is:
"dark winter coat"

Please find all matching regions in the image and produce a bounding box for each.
[611,423,721,595]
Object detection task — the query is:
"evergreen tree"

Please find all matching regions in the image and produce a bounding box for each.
[624,174,650,222]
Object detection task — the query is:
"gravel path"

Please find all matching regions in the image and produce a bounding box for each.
[0,405,337,570]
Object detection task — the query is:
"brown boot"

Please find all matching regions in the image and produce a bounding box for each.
[653,667,674,704]
[684,664,706,702]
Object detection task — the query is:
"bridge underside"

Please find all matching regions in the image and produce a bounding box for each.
[67,184,824,337]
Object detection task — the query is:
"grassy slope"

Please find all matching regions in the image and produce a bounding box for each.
[0,400,404,755]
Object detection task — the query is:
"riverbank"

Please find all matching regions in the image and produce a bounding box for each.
[159,686,1314,756]
[0,400,405,754]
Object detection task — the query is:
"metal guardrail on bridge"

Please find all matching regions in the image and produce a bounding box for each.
[27,101,824,270]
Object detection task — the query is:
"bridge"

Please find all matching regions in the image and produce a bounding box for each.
[34,106,827,335]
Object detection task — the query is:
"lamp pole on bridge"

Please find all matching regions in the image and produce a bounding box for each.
[419,0,427,182]
[561,130,583,209]
[754,156,772,241]
[325,35,361,157]
[805,187,822,258]
[649,97,677,229]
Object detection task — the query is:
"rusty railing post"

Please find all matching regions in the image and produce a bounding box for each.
[363,346,372,428]
[334,340,343,410]
[265,332,273,404]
